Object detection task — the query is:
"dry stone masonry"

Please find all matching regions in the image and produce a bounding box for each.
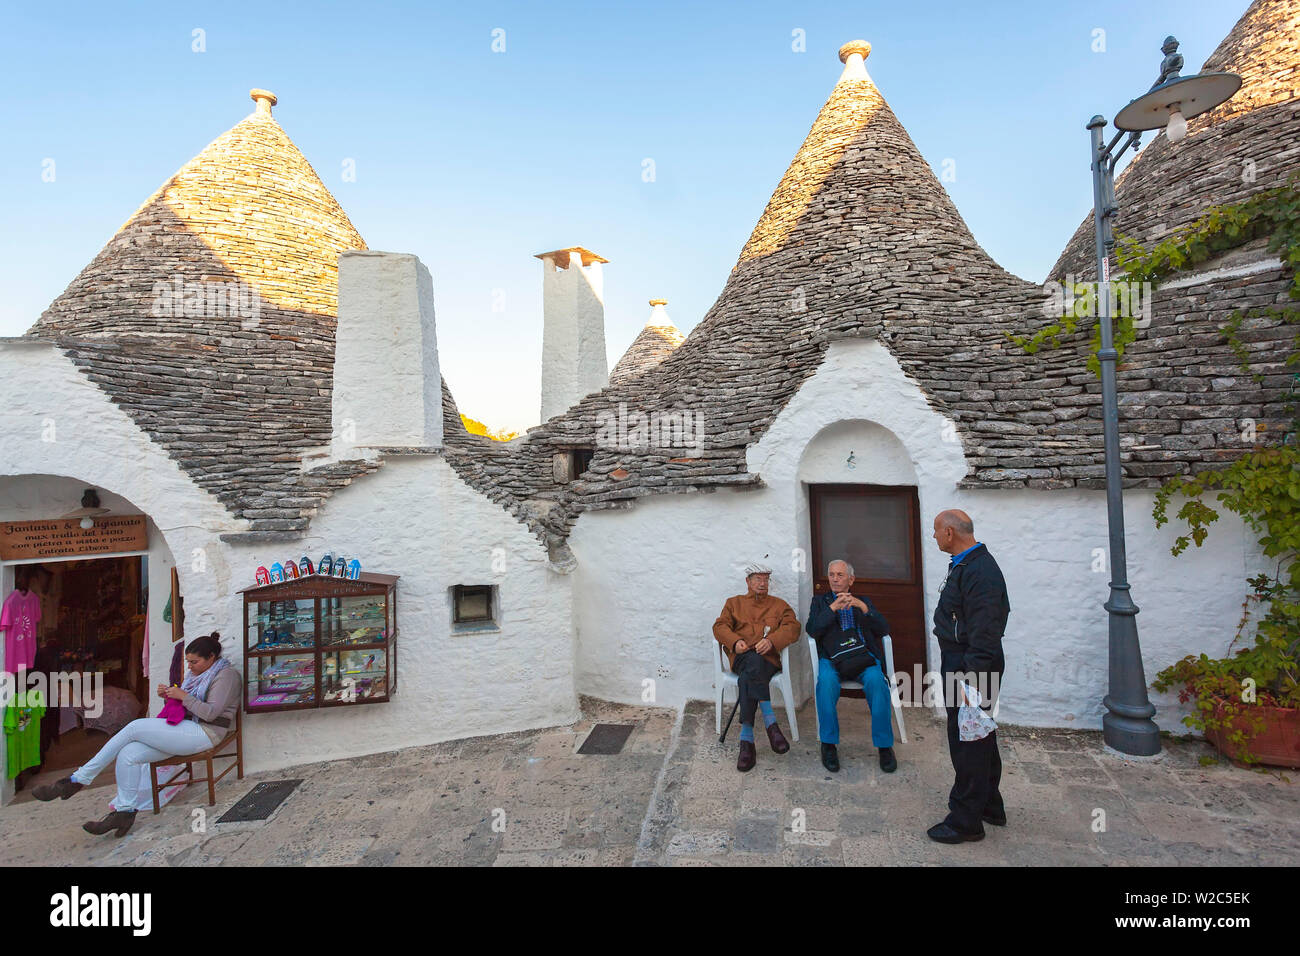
[23,0,1300,550]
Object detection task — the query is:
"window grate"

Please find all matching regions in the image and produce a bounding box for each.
[453,584,495,624]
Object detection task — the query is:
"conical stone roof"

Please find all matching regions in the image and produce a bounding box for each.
[29,91,383,536]
[35,90,366,337]
[479,42,1060,542]
[466,21,1300,545]
[1052,0,1300,279]
[609,300,686,384]
[1035,0,1300,499]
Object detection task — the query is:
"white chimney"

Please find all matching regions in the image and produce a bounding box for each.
[536,246,609,423]
[333,251,443,453]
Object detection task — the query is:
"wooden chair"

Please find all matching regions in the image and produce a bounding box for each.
[148,710,244,813]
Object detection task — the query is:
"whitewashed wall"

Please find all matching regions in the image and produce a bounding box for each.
[231,454,578,771]
[0,475,179,802]
[0,341,578,783]
[0,340,237,660]
[570,338,1259,733]
[0,330,1262,778]
[0,341,236,796]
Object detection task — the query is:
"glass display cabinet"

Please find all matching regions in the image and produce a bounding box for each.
[239,572,398,713]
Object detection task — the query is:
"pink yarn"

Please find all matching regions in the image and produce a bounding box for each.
[159,696,186,725]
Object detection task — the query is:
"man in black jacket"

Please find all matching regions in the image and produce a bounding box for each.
[806,559,897,774]
[927,509,1011,845]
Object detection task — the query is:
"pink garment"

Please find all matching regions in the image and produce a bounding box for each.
[1,589,41,674]
[159,697,186,724]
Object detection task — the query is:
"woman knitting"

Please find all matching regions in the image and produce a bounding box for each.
[32,632,240,837]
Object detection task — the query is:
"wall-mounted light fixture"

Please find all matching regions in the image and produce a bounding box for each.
[61,488,110,529]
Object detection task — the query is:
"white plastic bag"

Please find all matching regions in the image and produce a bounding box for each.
[958,682,998,742]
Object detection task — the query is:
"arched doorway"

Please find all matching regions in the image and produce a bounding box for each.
[0,475,178,803]
[797,420,927,702]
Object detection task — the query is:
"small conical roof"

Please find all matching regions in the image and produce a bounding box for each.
[33,88,366,337]
[609,299,685,383]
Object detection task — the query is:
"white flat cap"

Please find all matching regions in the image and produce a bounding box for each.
[744,562,773,576]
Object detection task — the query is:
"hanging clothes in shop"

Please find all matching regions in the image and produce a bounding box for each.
[4,689,45,779]
[1,586,42,674]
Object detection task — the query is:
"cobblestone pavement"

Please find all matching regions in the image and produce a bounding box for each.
[1,697,1296,866]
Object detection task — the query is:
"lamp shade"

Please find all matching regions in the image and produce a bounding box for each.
[1114,72,1241,132]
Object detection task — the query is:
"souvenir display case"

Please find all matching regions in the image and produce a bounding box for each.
[239,572,398,713]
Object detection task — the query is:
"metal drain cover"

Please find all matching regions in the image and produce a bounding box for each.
[578,723,635,755]
[217,779,303,822]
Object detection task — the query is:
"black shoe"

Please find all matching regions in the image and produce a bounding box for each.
[737,740,757,773]
[83,810,137,838]
[926,821,985,844]
[765,722,790,754]
[32,776,84,801]
[982,808,1007,827]
[820,742,840,773]
[878,746,897,773]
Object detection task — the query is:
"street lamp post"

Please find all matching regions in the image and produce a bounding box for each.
[1087,37,1240,756]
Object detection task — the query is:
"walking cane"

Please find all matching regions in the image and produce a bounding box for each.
[720,626,768,744]
[719,696,741,744]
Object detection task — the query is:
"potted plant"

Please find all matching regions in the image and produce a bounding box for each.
[1151,428,1300,768]
[1130,179,1300,768]
[1150,400,1300,767]
[1152,575,1300,767]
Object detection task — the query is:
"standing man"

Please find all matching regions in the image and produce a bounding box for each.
[806,560,897,774]
[927,509,1011,844]
[713,563,801,772]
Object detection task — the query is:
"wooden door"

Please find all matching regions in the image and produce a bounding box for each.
[809,484,926,703]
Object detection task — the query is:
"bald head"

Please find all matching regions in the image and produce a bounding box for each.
[932,509,977,555]
[937,510,973,535]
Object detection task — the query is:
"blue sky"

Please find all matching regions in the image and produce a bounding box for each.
[1,0,1247,431]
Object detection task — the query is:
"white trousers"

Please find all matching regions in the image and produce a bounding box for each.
[71,717,212,812]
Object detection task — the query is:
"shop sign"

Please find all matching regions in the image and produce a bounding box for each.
[0,515,147,561]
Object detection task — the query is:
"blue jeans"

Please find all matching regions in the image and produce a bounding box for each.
[816,658,894,748]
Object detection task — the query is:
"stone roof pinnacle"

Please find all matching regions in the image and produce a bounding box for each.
[250,88,278,115]
[837,40,871,83]
[646,299,675,328]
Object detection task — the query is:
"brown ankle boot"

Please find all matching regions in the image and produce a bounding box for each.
[32,777,84,802]
[83,810,136,838]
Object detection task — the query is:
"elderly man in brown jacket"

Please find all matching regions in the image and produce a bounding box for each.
[713,563,801,772]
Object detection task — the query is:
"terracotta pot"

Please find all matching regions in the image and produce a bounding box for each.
[1204,700,1300,768]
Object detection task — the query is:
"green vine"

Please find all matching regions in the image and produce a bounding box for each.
[1009,173,1300,379]
[1007,281,1139,376]
[1141,174,1300,766]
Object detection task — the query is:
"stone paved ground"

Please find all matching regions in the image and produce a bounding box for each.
[1,697,1296,866]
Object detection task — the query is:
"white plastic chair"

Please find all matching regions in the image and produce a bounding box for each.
[712,640,799,742]
[806,633,908,745]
